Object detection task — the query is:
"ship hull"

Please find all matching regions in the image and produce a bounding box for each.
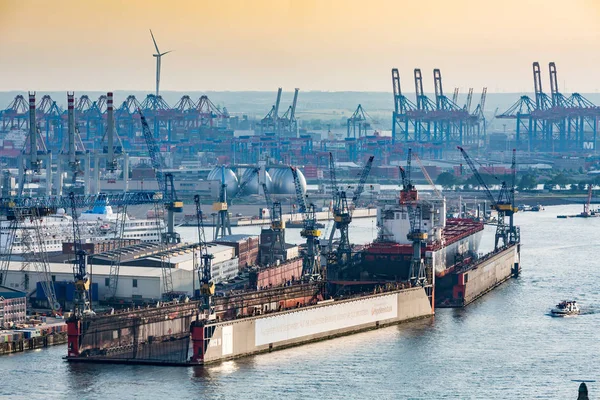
[358,220,483,282]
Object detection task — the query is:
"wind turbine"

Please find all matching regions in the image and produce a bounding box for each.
[150,29,172,97]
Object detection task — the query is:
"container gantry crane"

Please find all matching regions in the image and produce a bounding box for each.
[261,182,286,265]
[291,166,321,279]
[213,167,259,240]
[458,146,519,249]
[260,88,283,135]
[347,104,371,139]
[195,195,215,319]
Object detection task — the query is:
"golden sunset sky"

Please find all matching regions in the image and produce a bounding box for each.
[1,0,600,92]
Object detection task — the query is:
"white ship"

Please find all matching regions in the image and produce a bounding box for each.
[0,203,165,255]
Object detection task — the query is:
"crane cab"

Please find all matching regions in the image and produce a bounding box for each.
[400,189,418,204]
[212,202,228,211]
[408,231,428,241]
[272,220,285,230]
[201,281,215,296]
[301,229,321,238]
[169,200,184,212]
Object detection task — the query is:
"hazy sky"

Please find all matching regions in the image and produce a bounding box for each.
[1,0,600,93]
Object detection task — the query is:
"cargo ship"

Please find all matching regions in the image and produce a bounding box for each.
[347,197,484,282]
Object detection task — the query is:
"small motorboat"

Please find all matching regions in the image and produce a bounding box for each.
[551,300,580,316]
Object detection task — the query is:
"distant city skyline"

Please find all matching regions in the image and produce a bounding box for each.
[1,0,600,93]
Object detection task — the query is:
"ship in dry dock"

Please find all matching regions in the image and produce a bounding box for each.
[63,149,520,366]
[64,155,438,365]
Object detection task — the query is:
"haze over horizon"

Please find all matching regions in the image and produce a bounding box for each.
[2,0,600,93]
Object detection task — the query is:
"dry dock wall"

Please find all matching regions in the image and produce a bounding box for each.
[201,287,432,363]
[460,245,519,305]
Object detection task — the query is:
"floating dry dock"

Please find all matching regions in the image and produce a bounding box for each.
[436,244,520,308]
[65,282,434,366]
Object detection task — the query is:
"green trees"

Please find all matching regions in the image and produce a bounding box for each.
[517,174,538,191]
[435,172,458,189]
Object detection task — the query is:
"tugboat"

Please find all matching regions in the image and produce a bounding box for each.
[551,300,580,316]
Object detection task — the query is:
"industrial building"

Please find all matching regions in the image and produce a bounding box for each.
[2,263,194,303]
[0,285,27,328]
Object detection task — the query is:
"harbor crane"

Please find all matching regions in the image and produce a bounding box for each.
[346,104,371,139]
[195,195,215,319]
[261,182,286,265]
[458,146,519,249]
[400,149,428,286]
[68,192,92,317]
[139,109,183,245]
[260,88,283,135]
[140,108,185,295]
[280,88,299,136]
[5,205,61,314]
[291,166,321,279]
[213,167,259,240]
[327,153,374,277]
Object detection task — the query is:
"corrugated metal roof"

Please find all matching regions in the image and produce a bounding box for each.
[5,262,167,278]
[213,234,259,243]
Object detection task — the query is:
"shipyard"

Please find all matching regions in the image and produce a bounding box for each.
[2,1,600,398]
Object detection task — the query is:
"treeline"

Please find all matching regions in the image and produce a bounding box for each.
[435,171,600,192]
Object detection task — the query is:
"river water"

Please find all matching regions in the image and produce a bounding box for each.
[1,205,598,399]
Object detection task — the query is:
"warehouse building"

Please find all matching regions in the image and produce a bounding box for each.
[0,285,27,328]
[2,263,196,302]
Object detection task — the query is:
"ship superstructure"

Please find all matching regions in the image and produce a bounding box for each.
[364,197,483,279]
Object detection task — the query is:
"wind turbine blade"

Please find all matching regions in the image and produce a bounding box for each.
[149,29,160,54]
[160,50,173,56]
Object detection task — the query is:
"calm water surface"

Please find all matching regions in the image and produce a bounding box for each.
[1,205,597,399]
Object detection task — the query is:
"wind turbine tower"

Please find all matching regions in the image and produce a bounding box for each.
[150,29,172,97]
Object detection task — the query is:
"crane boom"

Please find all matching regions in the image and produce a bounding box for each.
[452,88,459,104]
[329,152,338,200]
[457,146,496,205]
[465,88,473,112]
[351,156,374,206]
[413,154,443,199]
[138,111,166,196]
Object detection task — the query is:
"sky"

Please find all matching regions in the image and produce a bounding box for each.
[1,0,600,93]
